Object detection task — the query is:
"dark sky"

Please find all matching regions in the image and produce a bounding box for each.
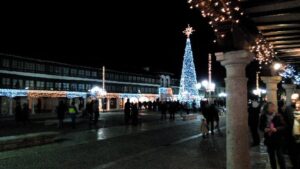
[0,1,227,84]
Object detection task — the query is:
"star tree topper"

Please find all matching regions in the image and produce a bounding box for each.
[183,24,195,38]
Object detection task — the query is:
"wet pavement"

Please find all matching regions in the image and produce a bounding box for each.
[0,113,272,169]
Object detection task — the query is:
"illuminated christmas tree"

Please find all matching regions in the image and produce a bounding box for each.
[178,25,199,102]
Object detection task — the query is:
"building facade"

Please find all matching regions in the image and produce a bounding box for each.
[0,55,179,116]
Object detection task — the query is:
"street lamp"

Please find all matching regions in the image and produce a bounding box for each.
[273,62,283,71]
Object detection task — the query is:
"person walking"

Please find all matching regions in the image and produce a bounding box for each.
[68,101,78,129]
[131,103,139,126]
[56,101,66,129]
[160,102,167,120]
[248,100,261,146]
[93,99,100,128]
[259,102,286,169]
[21,103,30,126]
[200,118,209,138]
[124,99,131,125]
[15,102,22,126]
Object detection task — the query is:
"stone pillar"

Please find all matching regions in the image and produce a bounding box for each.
[31,98,36,115]
[261,76,282,110]
[216,50,253,169]
[106,98,110,111]
[83,97,87,110]
[9,98,13,116]
[116,98,120,110]
[282,84,296,106]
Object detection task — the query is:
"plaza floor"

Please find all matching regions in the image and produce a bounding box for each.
[0,113,272,169]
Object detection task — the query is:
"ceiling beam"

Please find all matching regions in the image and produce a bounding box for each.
[263,30,300,36]
[266,35,300,41]
[271,40,300,45]
[252,13,300,23]
[274,44,300,49]
[258,23,300,31]
[245,0,300,14]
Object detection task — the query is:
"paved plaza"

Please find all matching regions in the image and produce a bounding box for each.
[0,113,271,169]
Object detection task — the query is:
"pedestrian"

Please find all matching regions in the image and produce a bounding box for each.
[160,102,167,120]
[248,100,261,147]
[22,103,30,126]
[93,99,100,128]
[124,99,131,125]
[56,101,66,129]
[259,102,286,169]
[68,101,78,129]
[15,102,22,126]
[284,102,300,169]
[200,118,209,138]
[131,103,139,126]
[87,100,94,129]
[207,103,216,135]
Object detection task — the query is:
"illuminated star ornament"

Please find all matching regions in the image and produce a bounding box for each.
[183,24,195,38]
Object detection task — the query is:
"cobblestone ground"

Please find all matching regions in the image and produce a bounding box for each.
[0,114,271,169]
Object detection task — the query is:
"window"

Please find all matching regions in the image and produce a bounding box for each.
[70,69,77,76]
[25,80,34,89]
[63,67,69,76]
[36,81,45,89]
[55,82,61,90]
[13,79,19,88]
[36,64,45,72]
[137,76,141,81]
[2,78,10,87]
[78,84,85,91]
[25,62,35,71]
[85,70,91,77]
[141,77,145,82]
[2,59,10,68]
[132,76,136,81]
[55,67,62,75]
[70,83,77,91]
[92,71,97,77]
[86,84,92,90]
[48,66,54,73]
[63,83,69,90]
[46,82,53,89]
[78,70,85,76]
[12,60,18,69]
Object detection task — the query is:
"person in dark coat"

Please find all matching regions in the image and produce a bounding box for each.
[15,102,22,126]
[124,99,131,125]
[160,102,167,120]
[21,103,30,125]
[248,100,261,146]
[207,103,217,135]
[87,100,94,129]
[131,103,139,126]
[283,103,300,169]
[56,101,66,129]
[259,102,286,169]
[93,99,100,128]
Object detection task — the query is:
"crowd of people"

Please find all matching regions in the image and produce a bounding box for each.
[248,100,300,169]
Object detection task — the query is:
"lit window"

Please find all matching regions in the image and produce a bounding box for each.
[63,83,69,90]
[2,78,10,87]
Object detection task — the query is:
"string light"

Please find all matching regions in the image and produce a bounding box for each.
[188,0,244,40]
[0,89,28,98]
[250,36,275,65]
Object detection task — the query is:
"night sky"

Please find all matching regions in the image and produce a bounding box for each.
[0,1,229,85]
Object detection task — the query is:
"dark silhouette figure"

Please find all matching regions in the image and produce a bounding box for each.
[259,102,286,169]
[15,102,22,126]
[93,99,100,128]
[68,101,78,129]
[56,101,66,129]
[248,100,261,146]
[131,104,139,126]
[124,99,131,125]
[283,104,300,169]
[21,103,30,125]
[160,102,167,120]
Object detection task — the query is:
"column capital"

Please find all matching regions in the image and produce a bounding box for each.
[216,50,253,66]
[282,84,296,90]
[261,76,282,85]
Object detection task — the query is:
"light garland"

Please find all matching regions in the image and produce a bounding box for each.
[179,26,200,102]
[188,0,244,41]
[0,89,28,98]
[67,92,87,99]
[250,36,275,65]
[28,90,67,98]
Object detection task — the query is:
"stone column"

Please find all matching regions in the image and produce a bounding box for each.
[9,97,13,116]
[216,50,253,169]
[282,84,296,106]
[106,98,110,111]
[116,98,120,110]
[261,76,282,110]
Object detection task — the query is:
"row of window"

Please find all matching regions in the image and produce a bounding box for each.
[1,78,158,94]
[1,59,98,78]
[105,73,157,84]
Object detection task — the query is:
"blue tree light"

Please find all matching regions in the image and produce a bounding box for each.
[178,26,199,102]
[279,65,296,79]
